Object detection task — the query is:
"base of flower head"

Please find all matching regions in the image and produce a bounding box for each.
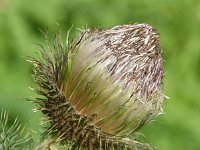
[34,92,151,150]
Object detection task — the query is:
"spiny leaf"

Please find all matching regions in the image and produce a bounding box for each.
[0,109,33,150]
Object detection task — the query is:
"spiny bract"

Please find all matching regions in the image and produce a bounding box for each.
[0,109,32,150]
[31,23,165,150]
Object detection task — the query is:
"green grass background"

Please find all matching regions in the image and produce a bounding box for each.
[0,0,200,149]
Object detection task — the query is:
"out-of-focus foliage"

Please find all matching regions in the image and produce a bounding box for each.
[0,0,200,149]
[0,109,32,149]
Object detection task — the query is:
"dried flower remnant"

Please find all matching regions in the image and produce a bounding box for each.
[31,23,165,149]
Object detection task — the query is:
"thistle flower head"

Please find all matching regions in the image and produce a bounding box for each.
[31,23,164,149]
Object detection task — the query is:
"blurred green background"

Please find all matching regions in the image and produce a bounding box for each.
[0,0,200,149]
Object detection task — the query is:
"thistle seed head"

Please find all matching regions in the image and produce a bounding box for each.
[68,24,164,134]
[31,23,165,149]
